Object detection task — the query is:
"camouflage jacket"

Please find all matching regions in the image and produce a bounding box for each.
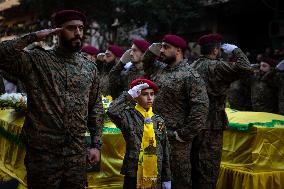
[0,33,104,155]
[260,69,284,115]
[143,51,209,142]
[107,92,171,182]
[191,48,252,130]
[109,61,145,99]
[227,78,252,111]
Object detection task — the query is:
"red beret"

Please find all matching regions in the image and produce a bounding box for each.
[130,78,159,93]
[81,45,99,56]
[108,45,125,57]
[261,57,278,67]
[133,39,150,52]
[162,34,187,49]
[198,33,223,46]
[52,10,86,27]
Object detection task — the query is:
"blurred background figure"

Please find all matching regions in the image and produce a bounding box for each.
[81,45,100,61]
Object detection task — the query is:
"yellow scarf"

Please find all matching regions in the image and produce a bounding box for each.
[135,104,158,189]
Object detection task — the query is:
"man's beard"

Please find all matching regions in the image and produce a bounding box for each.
[61,36,82,52]
[104,61,115,72]
[161,53,176,65]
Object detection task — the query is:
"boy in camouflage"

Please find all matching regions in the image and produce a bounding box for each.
[107,78,171,189]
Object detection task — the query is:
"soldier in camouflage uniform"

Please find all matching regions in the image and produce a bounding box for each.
[190,34,252,189]
[227,78,252,111]
[261,59,284,115]
[250,57,278,113]
[96,44,125,98]
[80,45,100,62]
[109,39,150,98]
[0,10,104,189]
[142,34,209,189]
[107,79,171,189]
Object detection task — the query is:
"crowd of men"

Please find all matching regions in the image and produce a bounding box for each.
[0,9,284,189]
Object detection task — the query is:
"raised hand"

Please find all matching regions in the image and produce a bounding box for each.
[149,43,162,56]
[221,43,238,54]
[35,28,63,42]
[128,83,149,98]
[120,49,132,64]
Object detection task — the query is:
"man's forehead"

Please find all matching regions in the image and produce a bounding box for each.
[162,42,173,48]
[131,44,138,49]
[142,88,155,93]
[105,50,114,56]
[260,61,269,66]
[62,20,84,27]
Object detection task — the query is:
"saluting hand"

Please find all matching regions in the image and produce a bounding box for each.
[221,43,238,54]
[149,43,162,56]
[35,28,63,42]
[128,83,149,98]
[97,53,106,62]
[120,49,132,64]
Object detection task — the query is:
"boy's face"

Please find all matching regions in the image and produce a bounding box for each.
[136,88,155,109]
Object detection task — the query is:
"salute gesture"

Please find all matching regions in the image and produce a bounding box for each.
[35,28,63,41]
[128,83,149,98]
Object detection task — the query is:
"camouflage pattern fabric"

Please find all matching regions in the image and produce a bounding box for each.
[142,51,209,189]
[227,78,252,111]
[260,69,284,115]
[190,48,252,189]
[109,61,145,99]
[107,92,171,185]
[25,148,87,189]
[250,72,278,114]
[191,129,223,189]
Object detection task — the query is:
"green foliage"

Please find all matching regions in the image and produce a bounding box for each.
[16,0,202,40]
[113,0,202,37]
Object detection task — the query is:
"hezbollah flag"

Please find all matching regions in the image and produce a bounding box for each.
[226,108,284,131]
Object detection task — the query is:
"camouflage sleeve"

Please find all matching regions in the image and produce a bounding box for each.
[176,71,209,141]
[212,48,253,84]
[142,50,164,78]
[0,33,37,78]
[95,59,104,73]
[107,91,133,131]
[88,69,104,150]
[161,127,171,182]
[108,61,124,97]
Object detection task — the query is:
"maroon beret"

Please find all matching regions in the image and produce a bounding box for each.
[130,78,159,93]
[162,34,187,49]
[133,39,150,52]
[108,45,125,57]
[52,10,86,27]
[81,45,99,56]
[261,57,278,67]
[198,33,223,46]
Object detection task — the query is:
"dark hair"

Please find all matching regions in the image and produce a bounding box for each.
[200,42,220,55]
